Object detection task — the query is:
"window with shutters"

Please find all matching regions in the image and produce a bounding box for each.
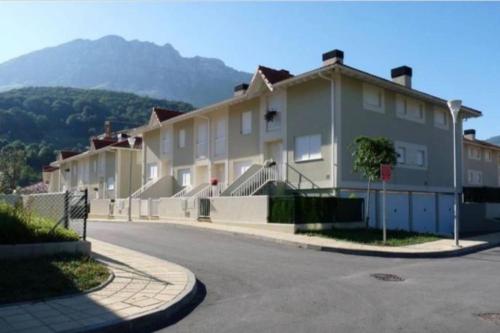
[363,83,384,113]
[294,134,322,162]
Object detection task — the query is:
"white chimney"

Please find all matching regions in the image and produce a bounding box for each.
[391,66,412,88]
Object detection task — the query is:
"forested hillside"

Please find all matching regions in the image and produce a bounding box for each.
[0,87,193,188]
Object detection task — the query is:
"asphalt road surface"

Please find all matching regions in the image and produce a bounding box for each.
[89,221,500,333]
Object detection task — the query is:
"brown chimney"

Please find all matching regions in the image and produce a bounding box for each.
[104,121,112,139]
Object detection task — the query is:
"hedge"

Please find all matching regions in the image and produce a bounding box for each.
[268,196,363,224]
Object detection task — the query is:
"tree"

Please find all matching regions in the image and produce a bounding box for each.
[0,146,27,193]
[351,136,397,227]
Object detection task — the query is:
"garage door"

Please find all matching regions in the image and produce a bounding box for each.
[438,194,454,235]
[383,192,410,231]
[412,193,436,233]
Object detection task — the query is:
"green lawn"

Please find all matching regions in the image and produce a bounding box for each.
[0,203,79,244]
[300,228,442,247]
[0,255,110,304]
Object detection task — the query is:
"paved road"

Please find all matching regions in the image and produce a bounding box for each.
[89,222,500,333]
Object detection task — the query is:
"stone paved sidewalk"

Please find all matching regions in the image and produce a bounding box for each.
[0,239,196,333]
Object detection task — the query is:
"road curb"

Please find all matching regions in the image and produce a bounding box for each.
[82,266,199,333]
[89,219,500,259]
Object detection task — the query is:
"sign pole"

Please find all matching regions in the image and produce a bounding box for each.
[382,179,387,244]
[380,164,392,245]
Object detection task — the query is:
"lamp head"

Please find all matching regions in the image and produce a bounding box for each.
[447,99,462,122]
[127,137,136,148]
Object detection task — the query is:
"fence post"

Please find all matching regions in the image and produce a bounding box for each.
[64,190,70,229]
[83,189,88,240]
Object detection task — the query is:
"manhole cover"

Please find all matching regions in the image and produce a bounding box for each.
[476,313,500,324]
[370,273,405,282]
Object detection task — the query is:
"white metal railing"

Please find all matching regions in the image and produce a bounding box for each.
[131,177,157,198]
[230,164,281,196]
[172,186,192,198]
[192,183,227,199]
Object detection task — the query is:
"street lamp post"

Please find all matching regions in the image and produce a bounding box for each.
[127,137,136,222]
[447,99,462,247]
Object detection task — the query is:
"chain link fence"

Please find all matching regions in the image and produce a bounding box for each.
[22,190,89,240]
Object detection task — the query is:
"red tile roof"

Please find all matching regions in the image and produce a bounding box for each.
[258,66,294,85]
[92,138,117,150]
[111,137,143,149]
[153,107,184,122]
[60,151,81,160]
[42,165,59,172]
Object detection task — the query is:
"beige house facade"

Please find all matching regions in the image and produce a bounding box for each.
[463,129,500,188]
[46,130,142,200]
[47,49,488,235]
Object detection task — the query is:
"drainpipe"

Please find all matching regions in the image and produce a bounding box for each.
[319,70,336,193]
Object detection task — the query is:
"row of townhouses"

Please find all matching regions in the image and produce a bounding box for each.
[43,49,499,235]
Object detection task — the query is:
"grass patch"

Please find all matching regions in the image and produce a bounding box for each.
[0,203,79,244]
[0,254,110,304]
[300,228,442,247]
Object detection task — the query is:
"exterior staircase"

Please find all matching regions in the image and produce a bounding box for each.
[229,163,281,196]
[221,164,262,196]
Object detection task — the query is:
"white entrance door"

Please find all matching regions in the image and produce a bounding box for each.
[233,160,252,179]
[177,168,191,187]
[267,141,283,165]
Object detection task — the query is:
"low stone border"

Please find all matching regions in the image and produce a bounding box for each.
[0,240,91,260]
[0,239,198,333]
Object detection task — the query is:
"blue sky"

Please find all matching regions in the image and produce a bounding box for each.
[0,1,499,139]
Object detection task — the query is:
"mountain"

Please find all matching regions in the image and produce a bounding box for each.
[0,35,252,107]
[488,135,500,145]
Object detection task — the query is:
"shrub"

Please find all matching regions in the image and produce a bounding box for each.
[0,203,79,244]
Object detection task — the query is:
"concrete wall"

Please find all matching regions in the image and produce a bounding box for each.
[209,196,269,224]
[158,197,196,220]
[138,175,175,199]
[89,199,111,218]
[286,78,332,188]
[339,75,461,193]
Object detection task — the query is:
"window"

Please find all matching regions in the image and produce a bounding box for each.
[162,129,172,155]
[177,168,191,187]
[467,170,483,185]
[416,150,426,167]
[485,150,492,162]
[468,146,481,160]
[363,83,384,113]
[395,141,428,169]
[196,122,208,159]
[214,118,226,157]
[178,129,186,148]
[396,147,406,164]
[147,163,158,180]
[107,177,115,190]
[396,95,425,123]
[241,111,252,135]
[295,134,322,162]
[434,108,449,129]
